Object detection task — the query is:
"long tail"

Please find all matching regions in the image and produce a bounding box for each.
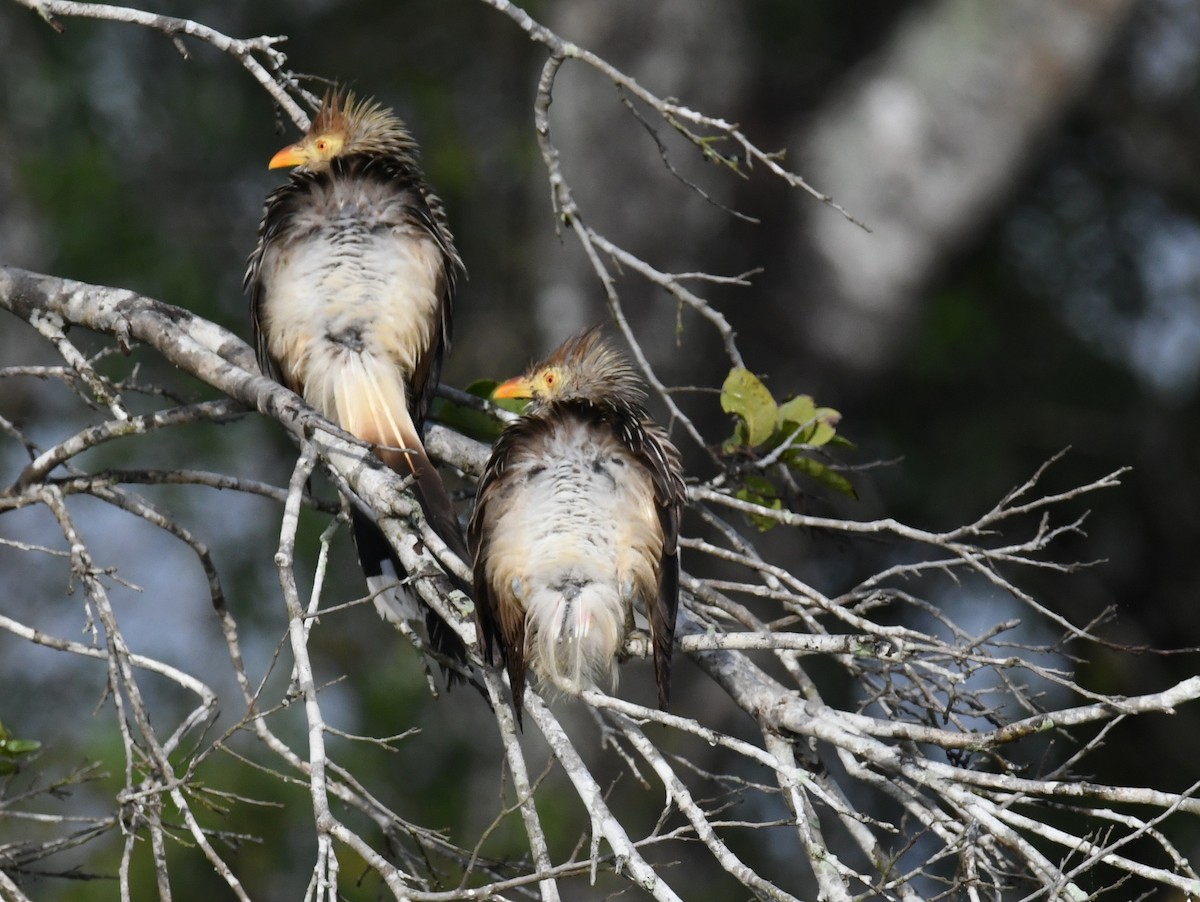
[352,506,468,668]
[650,551,680,709]
[313,352,472,665]
[377,437,472,576]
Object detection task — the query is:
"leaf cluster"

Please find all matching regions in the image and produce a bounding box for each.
[719,367,854,528]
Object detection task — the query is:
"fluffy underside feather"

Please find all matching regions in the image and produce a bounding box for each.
[483,419,662,695]
[259,181,444,410]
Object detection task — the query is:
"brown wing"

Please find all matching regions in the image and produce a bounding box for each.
[469,422,551,726]
[628,415,686,709]
[244,179,300,385]
[373,156,464,430]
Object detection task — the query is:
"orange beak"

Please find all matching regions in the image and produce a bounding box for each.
[491,376,534,400]
[268,143,307,170]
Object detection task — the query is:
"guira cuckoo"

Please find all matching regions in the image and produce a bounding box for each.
[245,91,468,666]
[470,328,686,720]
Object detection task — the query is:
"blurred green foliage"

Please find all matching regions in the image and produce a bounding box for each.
[430,379,528,443]
[0,719,41,775]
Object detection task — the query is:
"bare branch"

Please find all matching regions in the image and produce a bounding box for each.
[10,0,309,127]
[1,4,1196,899]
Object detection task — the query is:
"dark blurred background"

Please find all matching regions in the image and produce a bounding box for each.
[2,0,1199,898]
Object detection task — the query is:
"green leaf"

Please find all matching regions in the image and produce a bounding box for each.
[777,394,816,436]
[429,379,529,443]
[430,395,504,443]
[828,434,856,449]
[735,475,783,531]
[809,407,841,447]
[787,455,857,499]
[0,731,40,773]
[721,418,750,455]
[470,379,528,415]
[0,738,41,756]
[778,396,841,447]
[464,379,496,397]
[721,368,778,448]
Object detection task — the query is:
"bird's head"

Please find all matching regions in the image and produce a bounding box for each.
[493,327,646,411]
[268,91,416,171]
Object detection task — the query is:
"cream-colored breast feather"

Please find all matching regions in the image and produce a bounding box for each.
[482,415,662,694]
[257,177,442,451]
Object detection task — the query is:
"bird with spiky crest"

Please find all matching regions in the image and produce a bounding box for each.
[245,90,468,670]
[470,328,686,722]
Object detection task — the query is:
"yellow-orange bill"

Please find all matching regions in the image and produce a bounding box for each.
[268,144,306,170]
[492,377,534,400]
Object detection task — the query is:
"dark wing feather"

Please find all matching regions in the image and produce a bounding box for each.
[378,437,470,574]
[627,414,686,709]
[371,156,464,429]
[468,434,509,668]
[469,422,550,727]
[468,538,528,725]
[244,179,301,385]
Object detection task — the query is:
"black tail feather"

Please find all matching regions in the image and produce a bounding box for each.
[351,505,469,674]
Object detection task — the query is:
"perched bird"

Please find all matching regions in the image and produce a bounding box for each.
[470,328,686,720]
[245,90,468,665]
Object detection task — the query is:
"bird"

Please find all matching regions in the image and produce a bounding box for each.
[469,327,686,721]
[245,90,468,668]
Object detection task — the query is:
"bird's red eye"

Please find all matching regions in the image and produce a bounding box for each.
[316,139,330,152]
[544,371,555,385]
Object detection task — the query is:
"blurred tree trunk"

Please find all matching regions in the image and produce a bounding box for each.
[788,0,1139,378]
[525,0,1138,396]
[531,0,750,358]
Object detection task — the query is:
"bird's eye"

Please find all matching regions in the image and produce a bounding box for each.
[544,371,556,386]
[315,139,330,153]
